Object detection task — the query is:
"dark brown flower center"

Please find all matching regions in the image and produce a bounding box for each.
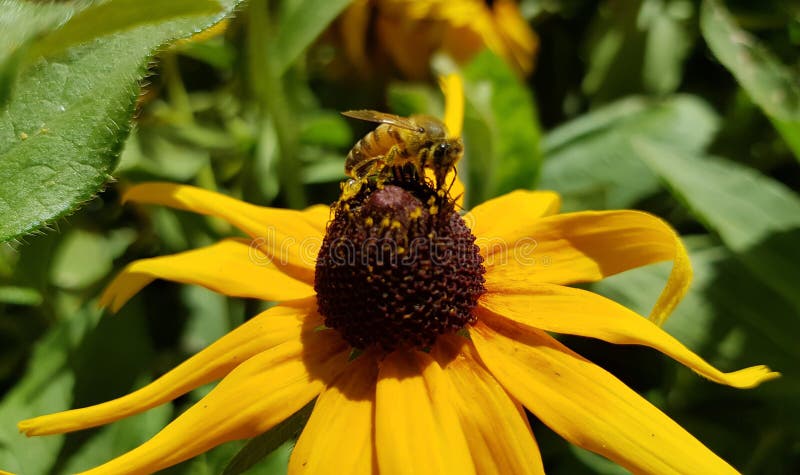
[314,177,485,350]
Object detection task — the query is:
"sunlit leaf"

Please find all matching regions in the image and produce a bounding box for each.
[634,139,800,313]
[701,0,800,160]
[541,95,718,211]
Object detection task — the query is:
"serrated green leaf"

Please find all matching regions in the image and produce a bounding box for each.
[634,139,800,313]
[0,1,73,96]
[0,0,243,243]
[222,401,314,475]
[540,95,719,211]
[0,0,224,106]
[271,0,353,74]
[462,51,542,204]
[701,0,800,160]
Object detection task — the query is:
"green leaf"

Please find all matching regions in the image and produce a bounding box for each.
[0,301,155,474]
[540,95,718,211]
[0,285,42,305]
[60,381,171,474]
[0,0,73,103]
[0,0,223,105]
[271,0,353,74]
[462,51,543,204]
[387,83,443,118]
[222,401,314,475]
[0,0,243,243]
[634,139,800,313]
[300,112,353,148]
[701,0,800,160]
[50,230,113,290]
[583,0,695,100]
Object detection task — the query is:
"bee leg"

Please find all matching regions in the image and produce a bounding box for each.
[445,166,458,194]
[352,156,386,178]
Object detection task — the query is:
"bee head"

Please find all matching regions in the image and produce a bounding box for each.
[433,138,463,167]
[431,137,464,188]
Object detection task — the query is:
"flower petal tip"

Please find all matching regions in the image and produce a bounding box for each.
[17,419,38,437]
[720,365,781,389]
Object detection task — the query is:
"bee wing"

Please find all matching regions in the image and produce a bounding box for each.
[341,110,421,132]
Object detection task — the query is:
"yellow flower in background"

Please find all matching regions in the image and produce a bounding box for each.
[338,0,538,78]
[18,76,778,474]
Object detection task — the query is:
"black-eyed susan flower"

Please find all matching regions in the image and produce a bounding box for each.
[337,0,537,78]
[19,75,778,474]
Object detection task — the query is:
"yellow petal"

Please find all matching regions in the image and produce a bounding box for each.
[471,319,740,475]
[339,0,371,75]
[376,349,475,475]
[19,300,320,436]
[124,183,330,282]
[72,329,349,475]
[99,238,315,312]
[432,335,544,475]
[289,352,378,475]
[374,15,433,80]
[482,209,691,325]
[491,0,538,75]
[465,190,560,238]
[478,286,779,388]
[440,73,464,138]
[424,167,465,208]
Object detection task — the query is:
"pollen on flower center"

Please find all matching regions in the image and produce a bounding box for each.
[314,178,486,350]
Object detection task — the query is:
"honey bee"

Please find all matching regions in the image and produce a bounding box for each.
[341,110,463,193]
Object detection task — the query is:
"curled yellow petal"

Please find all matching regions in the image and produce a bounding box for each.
[478,285,779,388]
[289,351,378,475]
[433,335,544,475]
[471,319,740,475]
[19,301,320,436]
[71,329,349,475]
[376,349,475,475]
[99,238,314,312]
[123,182,329,282]
[481,209,692,325]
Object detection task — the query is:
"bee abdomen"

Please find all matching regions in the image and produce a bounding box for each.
[345,124,402,176]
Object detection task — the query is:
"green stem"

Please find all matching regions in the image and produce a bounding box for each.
[161,51,193,123]
[247,0,306,209]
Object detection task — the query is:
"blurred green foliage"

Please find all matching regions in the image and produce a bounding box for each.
[1,0,799,473]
